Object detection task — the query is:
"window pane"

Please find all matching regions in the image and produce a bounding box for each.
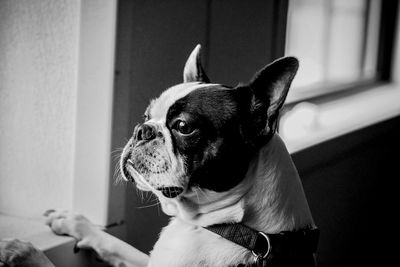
[286,0,381,95]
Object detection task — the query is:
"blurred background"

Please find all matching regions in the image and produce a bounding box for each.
[1,0,399,266]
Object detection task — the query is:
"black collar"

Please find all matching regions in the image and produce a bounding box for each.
[204,223,319,266]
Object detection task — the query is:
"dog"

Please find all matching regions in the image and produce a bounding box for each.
[117,45,318,266]
[0,45,318,267]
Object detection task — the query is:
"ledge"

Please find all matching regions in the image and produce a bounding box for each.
[0,214,93,267]
[0,214,72,250]
[282,84,400,153]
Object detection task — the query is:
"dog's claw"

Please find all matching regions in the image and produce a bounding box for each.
[73,242,80,254]
[43,209,55,216]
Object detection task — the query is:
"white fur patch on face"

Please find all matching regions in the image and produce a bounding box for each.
[149,82,220,122]
[121,82,220,198]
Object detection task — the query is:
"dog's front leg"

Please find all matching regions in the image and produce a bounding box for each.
[46,210,149,267]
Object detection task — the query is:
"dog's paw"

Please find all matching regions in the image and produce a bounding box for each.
[0,238,54,267]
[44,210,100,247]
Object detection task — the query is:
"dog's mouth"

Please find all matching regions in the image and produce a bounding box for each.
[122,155,184,198]
[156,186,184,198]
[122,157,151,191]
[122,156,135,182]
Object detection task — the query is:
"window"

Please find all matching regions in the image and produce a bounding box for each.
[0,0,118,228]
[285,0,397,102]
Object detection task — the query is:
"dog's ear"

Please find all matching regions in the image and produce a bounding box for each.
[183,44,210,83]
[239,57,298,140]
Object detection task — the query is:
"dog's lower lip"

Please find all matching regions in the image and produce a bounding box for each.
[158,187,184,198]
[125,164,152,191]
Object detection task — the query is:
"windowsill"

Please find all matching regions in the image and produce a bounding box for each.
[282,83,400,153]
[0,214,73,251]
[285,78,379,105]
[0,214,93,266]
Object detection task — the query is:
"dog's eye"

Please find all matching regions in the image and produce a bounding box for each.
[174,120,194,135]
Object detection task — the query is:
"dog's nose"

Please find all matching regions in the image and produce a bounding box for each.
[135,123,156,141]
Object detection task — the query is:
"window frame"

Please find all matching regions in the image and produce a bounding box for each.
[73,0,120,227]
[284,0,399,106]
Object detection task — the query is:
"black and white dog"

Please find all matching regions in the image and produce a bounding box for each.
[117,45,318,266]
[0,45,318,267]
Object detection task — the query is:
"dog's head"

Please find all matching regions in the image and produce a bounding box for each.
[120,45,298,205]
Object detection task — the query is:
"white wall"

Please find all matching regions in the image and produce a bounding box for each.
[0,0,80,218]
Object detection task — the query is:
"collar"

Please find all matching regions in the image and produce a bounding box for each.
[204,223,319,266]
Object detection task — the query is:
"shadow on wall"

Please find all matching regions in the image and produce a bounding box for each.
[293,116,400,267]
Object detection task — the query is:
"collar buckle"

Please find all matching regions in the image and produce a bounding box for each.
[251,231,271,260]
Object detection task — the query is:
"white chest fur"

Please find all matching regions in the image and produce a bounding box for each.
[149,134,314,266]
[149,218,252,267]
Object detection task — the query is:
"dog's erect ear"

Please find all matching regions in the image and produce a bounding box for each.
[183,44,210,83]
[243,57,298,138]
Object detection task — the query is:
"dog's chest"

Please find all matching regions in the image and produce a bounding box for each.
[149,218,252,267]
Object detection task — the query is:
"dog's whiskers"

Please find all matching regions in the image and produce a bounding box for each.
[133,186,144,202]
[136,200,160,209]
[113,163,126,185]
[139,188,144,202]
[134,191,161,210]
[145,192,154,202]
[111,147,124,156]
[112,154,122,161]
